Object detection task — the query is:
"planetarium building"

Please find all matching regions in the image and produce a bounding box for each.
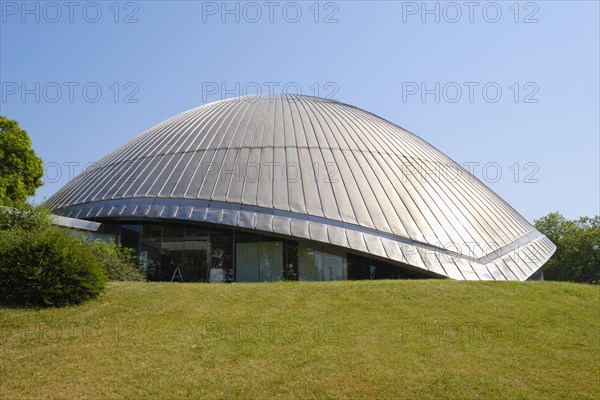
[46,95,555,283]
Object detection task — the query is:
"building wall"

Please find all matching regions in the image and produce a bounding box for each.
[113,221,434,283]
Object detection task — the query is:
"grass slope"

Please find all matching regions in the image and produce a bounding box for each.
[1,281,599,399]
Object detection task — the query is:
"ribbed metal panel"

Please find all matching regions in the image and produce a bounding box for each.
[46,95,555,280]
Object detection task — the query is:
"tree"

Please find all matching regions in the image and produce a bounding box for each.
[0,116,43,207]
[534,212,600,284]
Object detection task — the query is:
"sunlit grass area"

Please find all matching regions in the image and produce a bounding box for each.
[1,280,598,399]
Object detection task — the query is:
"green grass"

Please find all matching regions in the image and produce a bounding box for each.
[1,281,599,399]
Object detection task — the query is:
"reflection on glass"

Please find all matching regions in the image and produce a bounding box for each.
[235,233,284,282]
[235,231,260,282]
[185,225,209,282]
[259,238,283,282]
[115,222,431,283]
[141,224,162,281]
[286,240,299,280]
[121,223,142,276]
[162,225,184,281]
[320,248,346,281]
[121,224,140,252]
[298,243,346,281]
[210,228,233,282]
[299,244,319,281]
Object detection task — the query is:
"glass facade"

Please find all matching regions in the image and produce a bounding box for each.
[235,232,284,282]
[184,226,209,282]
[115,221,433,282]
[298,243,347,281]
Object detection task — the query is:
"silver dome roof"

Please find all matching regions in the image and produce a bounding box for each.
[47,95,555,280]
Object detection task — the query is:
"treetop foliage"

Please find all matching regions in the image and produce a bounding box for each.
[535,212,600,284]
[0,116,44,207]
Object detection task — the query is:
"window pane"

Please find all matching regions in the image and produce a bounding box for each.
[398,263,433,279]
[347,253,370,280]
[235,231,260,282]
[162,225,185,281]
[260,240,283,282]
[120,224,140,252]
[286,240,299,280]
[141,224,162,281]
[298,243,319,281]
[298,243,347,281]
[236,243,260,282]
[370,259,398,279]
[319,248,346,281]
[210,228,233,283]
[185,225,209,282]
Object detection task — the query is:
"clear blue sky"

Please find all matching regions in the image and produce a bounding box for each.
[1,0,598,221]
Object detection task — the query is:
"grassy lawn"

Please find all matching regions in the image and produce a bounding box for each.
[1,280,599,399]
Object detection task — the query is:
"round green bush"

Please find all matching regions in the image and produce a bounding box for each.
[90,240,145,282]
[0,228,107,307]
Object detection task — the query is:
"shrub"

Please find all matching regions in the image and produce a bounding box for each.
[0,228,107,307]
[90,239,144,281]
[0,204,51,232]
